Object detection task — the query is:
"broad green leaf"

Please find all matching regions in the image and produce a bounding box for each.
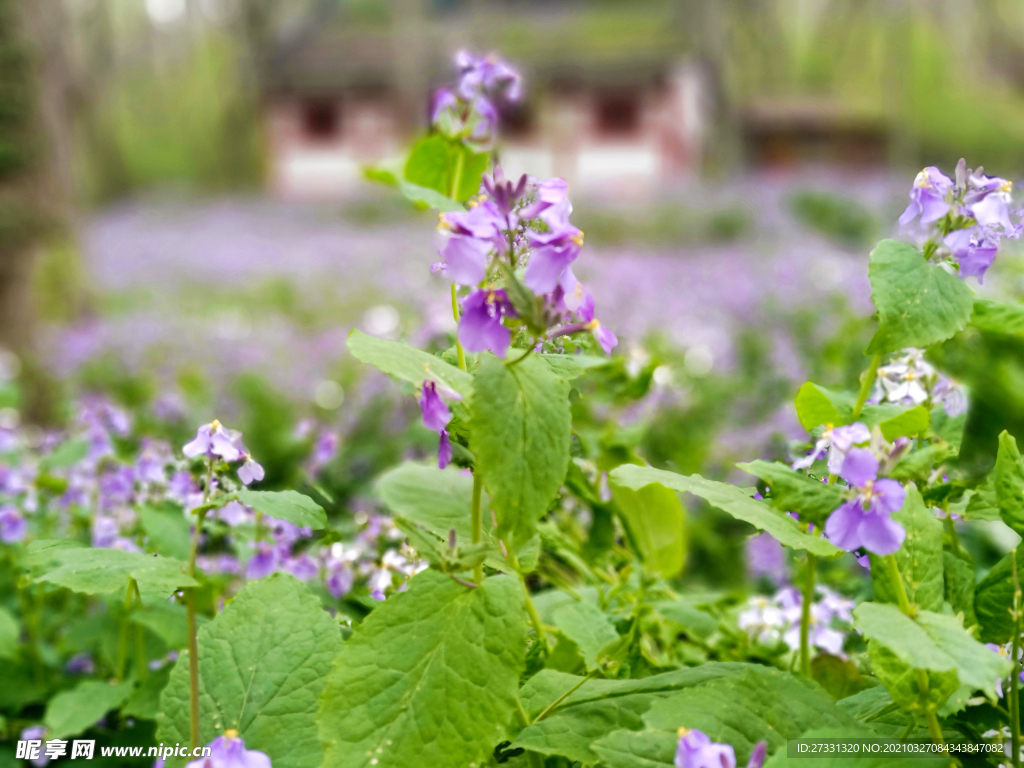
[862,405,930,441]
[24,540,197,601]
[0,606,17,659]
[236,489,326,530]
[131,601,204,648]
[975,549,1024,643]
[610,481,686,577]
[655,597,719,639]
[738,460,844,527]
[45,680,134,739]
[397,180,462,212]
[469,353,571,551]
[763,727,948,767]
[794,382,850,430]
[138,504,191,561]
[865,239,975,354]
[590,667,856,768]
[853,602,1009,700]
[888,443,957,482]
[609,465,841,556]
[158,574,342,768]
[931,408,966,449]
[545,599,619,672]
[318,570,526,768]
[403,135,487,202]
[837,687,919,738]
[970,297,1024,336]
[995,430,1024,537]
[346,329,473,398]
[542,354,610,380]
[513,664,752,765]
[376,462,486,542]
[943,552,977,628]
[867,486,943,612]
[964,477,999,521]
[867,640,958,715]
[810,654,872,701]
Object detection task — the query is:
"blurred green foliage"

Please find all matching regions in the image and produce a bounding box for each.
[789,191,876,249]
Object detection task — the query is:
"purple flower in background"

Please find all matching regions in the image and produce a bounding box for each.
[184,731,271,768]
[944,228,997,282]
[458,288,517,357]
[246,543,278,580]
[65,653,95,674]
[898,167,953,226]
[0,505,26,543]
[183,420,242,462]
[284,554,318,582]
[674,728,766,768]
[791,422,870,473]
[420,381,454,469]
[238,455,264,485]
[217,501,252,526]
[456,50,522,102]
[824,448,906,555]
[746,532,786,584]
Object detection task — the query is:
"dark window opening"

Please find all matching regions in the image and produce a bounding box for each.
[499,101,535,139]
[302,100,340,140]
[596,94,639,136]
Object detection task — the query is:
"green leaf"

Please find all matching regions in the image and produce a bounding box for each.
[610,481,686,577]
[994,430,1024,537]
[943,552,977,628]
[513,664,752,765]
[810,654,872,700]
[157,574,342,768]
[609,465,841,556]
[25,540,197,601]
[888,443,957,483]
[545,599,619,672]
[853,602,1010,700]
[964,477,1000,521]
[318,570,526,768]
[130,601,204,648]
[865,239,975,354]
[738,460,844,526]
[655,597,719,640]
[589,667,856,768]
[138,504,191,561]
[970,297,1024,336]
[377,462,482,541]
[403,135,487,202]
[867,640,959,715]
[0,606,18,659]
[44,680,134,739]
[236,490,326,530]
[469,353,571,550]
[541,354,610,380]
[975,550,1024,643]
[347,329,473,399]
[867,486,943,612]
[39,438,89,470]
[397,180,462,212]
[794,383,852,430]
[862,405,930,441]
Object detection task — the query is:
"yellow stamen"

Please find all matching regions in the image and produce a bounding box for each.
[210,419,221,430]
[224,729,239,740]
[585,319,600,331]
[571,230,585,246]
[1003,180,1014,193]
[677,727,689,737]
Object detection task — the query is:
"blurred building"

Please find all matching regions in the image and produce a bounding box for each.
[261,3,705,199]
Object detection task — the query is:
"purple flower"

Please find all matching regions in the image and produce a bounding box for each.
[524,224,583,294]
[578,295,618,354]
[326,565,354,598]
[944,228,997,282]
[283,554,318,582]
[746,532,786,584]
[824,448,906,555]
[420,381,455,469]
[216,501,252,526]
[964,172,1015,234]
[65,653,95,674]
[675,728,766,768]
[482,167,528,216]
[238,456,265,485]
[792,422,870,473]
[455,50,522,102]
[458,288,517,358]
[184,731,271,768]
[436,201,506,285]
[898,167,953,226]
[246,543,278,580]
[0,505,26,543]
[183,420,242,462]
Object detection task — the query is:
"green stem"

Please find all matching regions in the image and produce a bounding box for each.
[115,577,136,681]
[923,701,945,746]
[943,515,963,559]
[851,353,882,419]
[883,554,912,614]
[1011,547,1021,767]
[132,580,147,682]
[451,284,467,371]
[532,670,596,724]
[449,149,465,202]
[522,581,546,645]
[471,471,483,584]
[800,553,816,678]
[186,461,213,751]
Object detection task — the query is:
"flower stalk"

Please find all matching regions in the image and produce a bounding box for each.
[799,553,816,678]
[851,354,882,419]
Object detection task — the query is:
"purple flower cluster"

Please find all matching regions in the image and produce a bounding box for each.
[675,728,766,768]
[899,160,1021,283]
[431,51,521,147]
[738,586,854,657]
[184,420,265,485]
[823,448,906,556]
[436,168,617,358]
[871,348,966,418]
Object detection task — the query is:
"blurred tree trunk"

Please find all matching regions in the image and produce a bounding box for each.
[0,0,76,417]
